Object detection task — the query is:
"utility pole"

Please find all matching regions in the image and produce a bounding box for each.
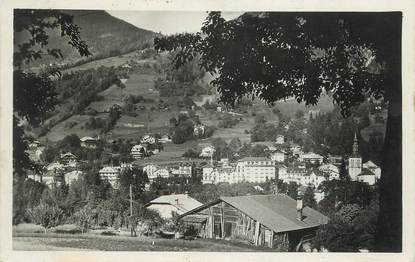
[129,184,133,217]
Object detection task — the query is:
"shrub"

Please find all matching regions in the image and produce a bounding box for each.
[27,203,64,233]
[52,224,82,234]
[101,230,117,236]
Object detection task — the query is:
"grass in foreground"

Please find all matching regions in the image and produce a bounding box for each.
[13,233,276,252]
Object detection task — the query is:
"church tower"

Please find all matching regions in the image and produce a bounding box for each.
[348,132,362,180]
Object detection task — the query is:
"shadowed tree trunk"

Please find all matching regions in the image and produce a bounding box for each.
[375,14,402,251]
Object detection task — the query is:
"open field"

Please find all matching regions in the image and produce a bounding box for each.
[13,233,274,252]
[61,50,155,74]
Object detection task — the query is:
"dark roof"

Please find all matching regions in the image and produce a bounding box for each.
[358,168,376,176]
[239,157,270,162]
[180,194,329,233]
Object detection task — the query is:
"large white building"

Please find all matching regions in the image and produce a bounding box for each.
[280,167,326,188]
[202,165,238,184]
[235,157,276,183]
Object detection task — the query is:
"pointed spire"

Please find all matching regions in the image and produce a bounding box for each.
[352,131,359,156]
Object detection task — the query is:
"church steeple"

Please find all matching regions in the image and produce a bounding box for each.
[352,131,359,156]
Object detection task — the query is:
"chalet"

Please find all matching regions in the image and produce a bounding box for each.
[80,136,98,148]
[140,134,156,145]
[179,194,328,250]
[290,143,303,156]
[60,152,77,168]
[44,162,65,187]
[193,124,206,137]
[318,163,340,180]
[64,170,82,185]
[357,168,378,185]
[275,135,285,144]
[300,170,326,188]
[299,152,323,165]
[363,160,381,179]
[146,194,203,219]
[203,166,237,184]
[131,144,146,159]
[99,166,120,188]
[199,145,215,158]
[143,163,159,180]
[270,149,286,163]
[153,168,170,179]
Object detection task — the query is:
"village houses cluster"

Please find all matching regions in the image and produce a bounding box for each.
[201,133,381,202]
[27,131,381,204]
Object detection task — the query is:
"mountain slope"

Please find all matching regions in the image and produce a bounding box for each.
[15,10,158,68]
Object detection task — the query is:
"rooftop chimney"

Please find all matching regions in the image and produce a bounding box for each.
[296,196,303,220]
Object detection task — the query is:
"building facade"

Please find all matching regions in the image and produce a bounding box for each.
[179,194,328,251]
[236,157,276,183]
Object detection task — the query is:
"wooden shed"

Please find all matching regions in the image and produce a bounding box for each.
[179,194,329,251]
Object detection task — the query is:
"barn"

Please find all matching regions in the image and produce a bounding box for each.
[179,194,329,251]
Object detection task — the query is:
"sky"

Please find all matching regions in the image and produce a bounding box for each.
[107,11,243,35]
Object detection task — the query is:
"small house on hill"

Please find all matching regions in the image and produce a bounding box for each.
[179,194,328,250]
[80,136,98,148]
[145,194,203,220]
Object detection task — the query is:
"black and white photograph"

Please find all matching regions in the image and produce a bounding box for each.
[1,0,414,260]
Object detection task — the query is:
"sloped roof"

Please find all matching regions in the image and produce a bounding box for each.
[239,157,270,162]
[146,194,203,213]
[99,166,119,173]
[358,168,376,177]
[181,194,328,233]
[301,152,323,159]
[80,136,97,142]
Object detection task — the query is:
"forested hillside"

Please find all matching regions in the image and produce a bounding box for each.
[15,10,158,69]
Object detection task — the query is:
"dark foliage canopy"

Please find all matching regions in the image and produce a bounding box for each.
[154,12,401,116]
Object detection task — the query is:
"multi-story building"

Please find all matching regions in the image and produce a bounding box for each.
[60,152,77,168]
[153,168,170,179]
[282,167,326,188]
[270,149,286,163]
[281,167,307,184]
[202,165,237,184]
[236,157,276,183]
[318,163,340,180]
[99,166,120,188]
[171,163,192,177]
